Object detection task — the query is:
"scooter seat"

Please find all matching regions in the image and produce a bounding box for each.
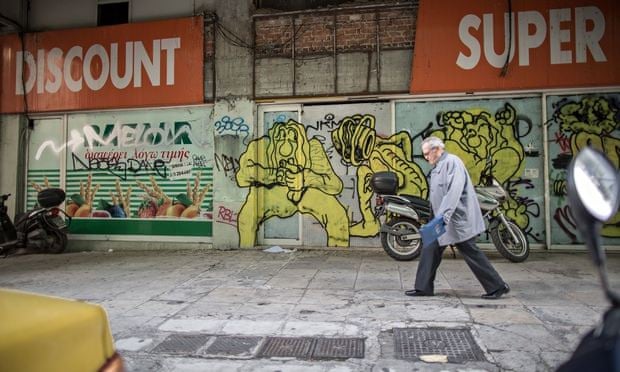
[400,195,431,217]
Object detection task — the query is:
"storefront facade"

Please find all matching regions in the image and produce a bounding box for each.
[0,0,618,251]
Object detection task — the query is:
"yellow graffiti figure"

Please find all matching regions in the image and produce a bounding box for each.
[332,114,428,237]
[555,96,620,237]
[236,119,349,247]
[434,103,524,185]
[431,103,528,229]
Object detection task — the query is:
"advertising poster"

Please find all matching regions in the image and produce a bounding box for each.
[31,106,214,238]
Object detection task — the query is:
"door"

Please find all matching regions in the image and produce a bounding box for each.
[257,104,303,246]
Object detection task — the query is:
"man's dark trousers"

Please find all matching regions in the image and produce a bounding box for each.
[414,237,504,294]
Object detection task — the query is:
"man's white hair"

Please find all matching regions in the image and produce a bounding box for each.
[421,136,445,150]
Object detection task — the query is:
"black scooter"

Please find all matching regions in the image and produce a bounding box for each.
[0,188,70,256]
[558,146,620,371]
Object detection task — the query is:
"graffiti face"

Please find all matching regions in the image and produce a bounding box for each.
[331,114,377,166]
[275,127,297,157]
[556,97,618,136]
[426,102,535,237]
[267,122,309,172]
[435,103,523,185]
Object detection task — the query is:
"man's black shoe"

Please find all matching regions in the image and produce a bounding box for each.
[405,289,433,297]
[481,284,510,299]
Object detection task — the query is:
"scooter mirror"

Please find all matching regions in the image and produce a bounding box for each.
[569,147,620,223]
[567,147,620,304]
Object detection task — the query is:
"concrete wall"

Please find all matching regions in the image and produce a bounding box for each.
[212,1,254,98]
[0,115,24,217]
[0,1,24,30]
[131,0,198,22]
[29,0,97,30]
[26,0,214,30]
[212,97,255,249]
[253,5,415,97]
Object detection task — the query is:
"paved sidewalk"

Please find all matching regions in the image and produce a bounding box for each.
[1,248,618,371]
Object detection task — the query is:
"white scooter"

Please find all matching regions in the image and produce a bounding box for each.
[370,171,529,262]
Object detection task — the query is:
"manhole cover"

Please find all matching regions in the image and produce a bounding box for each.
[257,337,365,360]
[204,336,263,357]
[313,337,365,359]
[393,328,485,363]
[257,336,314,359]
[150,334,211,355]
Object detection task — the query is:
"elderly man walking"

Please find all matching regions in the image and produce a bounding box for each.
[405,136,510,299]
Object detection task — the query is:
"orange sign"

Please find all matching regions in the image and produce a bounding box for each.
[410,0,620,94]
[0,16,204,113]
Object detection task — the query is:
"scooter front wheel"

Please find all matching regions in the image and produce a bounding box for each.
[380,217,422,261]
[490,219,529,262]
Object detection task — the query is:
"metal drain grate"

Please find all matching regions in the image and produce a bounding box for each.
[393,328,485,363]
[150,334,211,355]
[257,336,365,360]
[204,336,263,357]
[257,336,315,358]
[313,337,365,359]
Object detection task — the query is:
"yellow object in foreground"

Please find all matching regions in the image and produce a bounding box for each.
[0,288,123,372]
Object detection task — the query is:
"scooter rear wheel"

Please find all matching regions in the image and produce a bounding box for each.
[45,230,67,254]
[380,217,422,261]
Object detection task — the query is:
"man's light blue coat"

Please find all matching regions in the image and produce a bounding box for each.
[429,152,485,246]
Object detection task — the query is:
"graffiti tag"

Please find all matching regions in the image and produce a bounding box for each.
[36,121,198,160]
[215,153,240,179]
[72,153,168,180]
[216,206,238,227]
[307,113,338,132]
[214,116,249,139]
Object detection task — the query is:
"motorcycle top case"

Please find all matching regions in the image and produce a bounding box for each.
[370,171,398,194]
[37,188,66,208]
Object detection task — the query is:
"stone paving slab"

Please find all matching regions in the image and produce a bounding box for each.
[1,249,618,371]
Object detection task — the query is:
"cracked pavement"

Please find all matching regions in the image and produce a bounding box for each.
[1,248,618,371]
